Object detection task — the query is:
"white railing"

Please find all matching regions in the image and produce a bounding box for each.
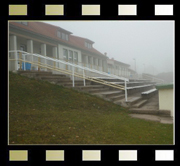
[9,50,129,101]
[142,74,165,84]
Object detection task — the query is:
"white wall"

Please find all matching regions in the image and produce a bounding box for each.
[159,88,174,117]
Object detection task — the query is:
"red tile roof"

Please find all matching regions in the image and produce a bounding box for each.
[9,21,105,57]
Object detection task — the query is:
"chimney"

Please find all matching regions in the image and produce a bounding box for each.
[104,52,107,56]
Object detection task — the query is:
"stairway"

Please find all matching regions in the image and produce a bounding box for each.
[16,70,171,118]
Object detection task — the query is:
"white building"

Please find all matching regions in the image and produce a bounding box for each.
[9,21,132,78]
[107,58,130,77]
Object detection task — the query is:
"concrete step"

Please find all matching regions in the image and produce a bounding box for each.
[128,109,171,117]
[37,75,67,79]
[88,88,110,93]
[60,82,91,87]
[109,94,125,102]
[94,90,124,98]
[127,85,155,95]
[57,80,91,83]
[75,85,105,90]
[19,71,52,78]
[35,73,53,77]
[109,82,150,87]
[126,96,142,106]
[18,71,52,74]
[129,114,173,124]
[40,78,71,82]
[141,89,158,99]
[132,99,148,108]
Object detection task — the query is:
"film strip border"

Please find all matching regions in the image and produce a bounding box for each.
[4,1,177,166]
[8,4,174,16]
[8,149,175,161]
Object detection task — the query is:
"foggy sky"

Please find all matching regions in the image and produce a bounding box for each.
[44,21,174,75]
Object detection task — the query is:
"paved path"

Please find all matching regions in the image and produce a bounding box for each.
[129,114,173,124]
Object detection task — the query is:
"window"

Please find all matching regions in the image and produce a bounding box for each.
[57,31,61,38]
[65,34,69,41]
[74,52,78,62]
[57,31,69,41]
[88,43,92,48]
[63,49,68,60]
[69,50,73,62]
[93,58,96,65]
[85,42,88,47]
[88,56,91,64]
[85,42,92,49]
[62,33,66,40]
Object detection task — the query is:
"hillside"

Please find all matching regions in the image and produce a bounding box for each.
[9,72,173,144]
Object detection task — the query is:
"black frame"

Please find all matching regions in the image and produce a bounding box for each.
[1,0,178,166]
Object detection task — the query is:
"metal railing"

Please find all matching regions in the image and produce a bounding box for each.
[9,50,129,101]
[56,58,104,72]
[142,74,165,84]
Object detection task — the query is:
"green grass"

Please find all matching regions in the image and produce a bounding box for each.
[9,72,173,144]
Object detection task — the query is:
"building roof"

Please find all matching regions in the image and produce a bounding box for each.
[156,83,173,90]
[9,21,105,57]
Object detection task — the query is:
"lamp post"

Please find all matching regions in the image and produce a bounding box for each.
[133,58,136,72]
[133,58,136,78]
[143,63,145,73]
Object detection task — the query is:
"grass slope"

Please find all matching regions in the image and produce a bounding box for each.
[9,72,173,144]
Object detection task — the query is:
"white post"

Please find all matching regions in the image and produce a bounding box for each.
[27,40,33,70]
[41,43,47,71]
[83,69,86,86]
[72,66,75,87]
[52,46,58,73]
[23,54,26,71]
[95,58,98,70]
[57,44,62,69]
[125,80,127,102]
[90,56,93,69]
[85,55,88,67]
[99,59,103,71]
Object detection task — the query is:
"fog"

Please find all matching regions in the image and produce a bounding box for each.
[44,21,174,75]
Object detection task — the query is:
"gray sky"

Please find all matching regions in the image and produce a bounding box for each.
[44,21,174,75]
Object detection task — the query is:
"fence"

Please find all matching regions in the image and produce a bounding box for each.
[9,50,129,101]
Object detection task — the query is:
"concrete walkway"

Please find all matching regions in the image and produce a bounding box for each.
[129,114,173,124]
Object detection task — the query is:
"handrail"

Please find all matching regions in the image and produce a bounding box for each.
[9,50,129,82]
[9,50,129,101]
[9,57,125,90]
[142,73,165,83]
[9,50,132,78]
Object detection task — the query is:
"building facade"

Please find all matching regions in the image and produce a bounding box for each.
[156,84,174,117]
[9,21,133,78]
[107,58,131,77]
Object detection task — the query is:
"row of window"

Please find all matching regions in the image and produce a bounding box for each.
[85,41,92,49]
[63,49,78,62]
[108,65,128,71]
[57,31,69,41]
